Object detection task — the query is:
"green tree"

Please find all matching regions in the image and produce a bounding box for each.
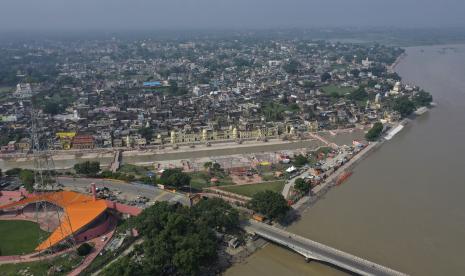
[120,202,218,276]
[248,191,290,221]
[139,175,157,185]
[293,154,308,167]
[138,127,154,141]
[211,162,221,171]
[365,122,384,141]
[203,161,213,170]
[19,169,34,192]
[348,87,368,102]
[5,168,22,176]
[283,59,300,74]
[192,198,239,233]
[160,168,191,188]
[77,242,93,256]
[412,90,433,107]
[74,161,100,176]
[262,102,285,121]
[43,101,60,115]
[294,178,310,194]
[393,97,416,117]
[321,72,331,82]
[302,80,315,88]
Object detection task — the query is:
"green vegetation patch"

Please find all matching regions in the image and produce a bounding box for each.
[365,122,384,141]
[219,181,285,197]
[0,220,48,256]
[117,164,151,177]
[0,86,13,101]
[0,253,83,276]
[189,171,234,189]
[321,84,356,96]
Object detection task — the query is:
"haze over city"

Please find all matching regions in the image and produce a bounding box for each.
[1,0,465,31]
[1,0,465,276]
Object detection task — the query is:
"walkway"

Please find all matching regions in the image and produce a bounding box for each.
[109,150,121,173]
[68,217,117,276]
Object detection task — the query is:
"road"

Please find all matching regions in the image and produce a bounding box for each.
[57,177,190,206]
[282,170,310,199]
[243,220,407,276]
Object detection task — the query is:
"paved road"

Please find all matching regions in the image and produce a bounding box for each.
[57,177,190,206]
[243,220,407,276]
[282,171,310,199]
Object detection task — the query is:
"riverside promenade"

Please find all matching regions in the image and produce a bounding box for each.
[291,140,380,210]
[243,220,407,276]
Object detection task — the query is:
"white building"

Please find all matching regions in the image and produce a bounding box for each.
[14,83,33,98]
[362,57,372,67]
[390,81,402,95]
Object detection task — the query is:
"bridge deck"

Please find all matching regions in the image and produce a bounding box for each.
[244,220,407,276]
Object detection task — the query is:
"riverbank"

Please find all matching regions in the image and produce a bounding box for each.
[388,52,407,73]
[226,119,409,274]
[228,44,465,276]
[292,140,381,213]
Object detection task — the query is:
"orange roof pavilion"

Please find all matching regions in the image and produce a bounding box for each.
[0,191,107,251]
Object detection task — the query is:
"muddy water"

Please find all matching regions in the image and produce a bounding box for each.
[226,45,465,276]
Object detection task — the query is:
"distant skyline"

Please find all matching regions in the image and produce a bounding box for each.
[1,0,465,31]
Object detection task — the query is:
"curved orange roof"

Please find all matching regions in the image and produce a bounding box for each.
[0,191,107,251]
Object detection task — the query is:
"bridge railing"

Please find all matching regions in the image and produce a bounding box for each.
[248,221,407,276]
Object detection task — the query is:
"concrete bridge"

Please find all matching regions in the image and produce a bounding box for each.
[243,220,408,276]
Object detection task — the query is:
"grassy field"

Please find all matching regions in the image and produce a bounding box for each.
[219,181,286,198]
[117,164,151,177]
[0,253,83,276]
[321,84,355,96]
[0,220,48,256]
[189,171,234,190]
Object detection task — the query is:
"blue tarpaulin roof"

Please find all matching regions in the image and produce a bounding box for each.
[143,81,162,87]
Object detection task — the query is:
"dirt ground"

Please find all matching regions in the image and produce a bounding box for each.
[230,174,263,185]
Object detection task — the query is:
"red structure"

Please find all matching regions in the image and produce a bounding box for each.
[0,186,142,252]
[72,135,94,149]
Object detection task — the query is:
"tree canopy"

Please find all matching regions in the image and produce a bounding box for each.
[191,198,239,233]
[293,154,308,167]
[77,242,93,256]
[138,127,154,141]
[348,87,368,102]
[393,96,415,117]
[19,169,34,192]
[262,102,285,121]
[103,200,237,276]
[321,72,331,82]
[365,122,384,141]
[294,178,310,194]
[248,191,290,221]
[43,101,61,115]
[283,59,300,74]
[74,161,100,176]
[412,90,433,107]
[160,168,191,188]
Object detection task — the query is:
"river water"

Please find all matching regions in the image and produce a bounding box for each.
[226,45,465,276]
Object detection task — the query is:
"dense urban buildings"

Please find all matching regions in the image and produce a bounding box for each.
[0,31,434,276]
[0,35,427,154]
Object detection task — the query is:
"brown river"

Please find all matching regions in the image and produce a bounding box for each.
[226,45,465,276]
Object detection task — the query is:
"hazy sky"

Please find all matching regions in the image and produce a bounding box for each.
[1,0,464,31]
